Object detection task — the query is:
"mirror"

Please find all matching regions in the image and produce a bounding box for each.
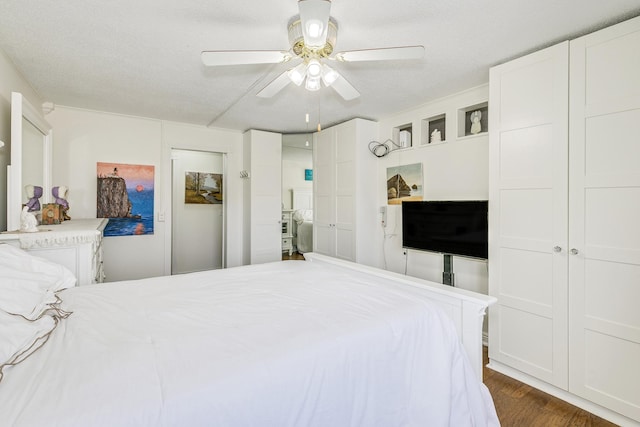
[7,92,52,231]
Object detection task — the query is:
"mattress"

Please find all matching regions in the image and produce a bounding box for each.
[0,259,498,426]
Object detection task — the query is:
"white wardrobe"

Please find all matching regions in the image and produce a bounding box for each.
[243,129,282,265]
[489,16,640,425]
[313,118,378,266]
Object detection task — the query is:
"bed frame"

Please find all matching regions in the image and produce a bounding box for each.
[304,253,496,381]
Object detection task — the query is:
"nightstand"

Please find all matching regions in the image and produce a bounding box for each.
[282,210,293,256]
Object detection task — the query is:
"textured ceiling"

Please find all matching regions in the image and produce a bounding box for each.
[1,0,639,134]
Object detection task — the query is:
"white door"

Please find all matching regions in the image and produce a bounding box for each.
[334,120,356,261]
[171,149,224,274]
[313,127,335,256]
[568,17,640,421]
[248,131,282,264]
[488,41,569,388]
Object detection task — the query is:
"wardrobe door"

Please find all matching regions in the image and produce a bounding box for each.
[488,41,569,388]
[333,120,356,261]
[313,127,336,256]
[568,16,640,422]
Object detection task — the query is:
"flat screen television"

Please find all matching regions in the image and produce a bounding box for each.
[402,200,488,259]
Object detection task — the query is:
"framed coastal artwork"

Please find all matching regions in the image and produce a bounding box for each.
[386,163,423,205]
[96,162,154,236]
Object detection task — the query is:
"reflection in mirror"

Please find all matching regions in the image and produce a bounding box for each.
[7,92,52,231]
[22,118,45,204]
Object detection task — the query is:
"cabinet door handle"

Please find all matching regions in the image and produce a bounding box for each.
[553,246,562,253]
[570,248,579,255]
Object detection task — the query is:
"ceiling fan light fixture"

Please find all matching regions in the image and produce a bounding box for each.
[298,0,331,49]
[305,76,322,91]
[288,62,307,86]
[306,20,324,38]
[321,64,339,86]
[307,59,322,78]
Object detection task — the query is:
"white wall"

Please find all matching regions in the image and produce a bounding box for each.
[282,145,312,209]
[47,107,244,281]
[375,85,490,297]
[0,49,45,231]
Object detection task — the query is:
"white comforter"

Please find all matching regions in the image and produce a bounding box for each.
[0,260,498,426]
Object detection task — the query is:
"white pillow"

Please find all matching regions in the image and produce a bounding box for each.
[0,273,61,320]
[0,244,76,316]
[0,311,58,381]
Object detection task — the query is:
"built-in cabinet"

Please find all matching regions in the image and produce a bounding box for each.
[0,218,108,285]
[243,130,283,265]
[489,16,640,426]
[313,118,378,266]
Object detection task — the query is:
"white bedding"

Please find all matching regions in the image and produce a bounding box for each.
[0,259,498,427]
[295,221,313,253]
[292,210,313,253]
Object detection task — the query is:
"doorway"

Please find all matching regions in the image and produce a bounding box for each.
[171,149,225,274]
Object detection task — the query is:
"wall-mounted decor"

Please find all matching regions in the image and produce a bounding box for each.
[386,163,423,205]
[304,169,313,181]
[97,162,154,236]
[185,172,223,204]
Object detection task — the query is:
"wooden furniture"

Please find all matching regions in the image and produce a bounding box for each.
[488,16,640,426]
[313,118,378,266]
[0,218,108,286]
[281,209,293,256]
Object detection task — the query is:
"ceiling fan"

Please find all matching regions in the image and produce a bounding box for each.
[201,0,424,101]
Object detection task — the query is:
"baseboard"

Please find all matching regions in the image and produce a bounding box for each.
[486,360,639,427]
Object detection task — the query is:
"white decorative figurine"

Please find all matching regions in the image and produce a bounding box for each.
[20,206,39,232]
[470,110,482,135]
[430,128,442,144]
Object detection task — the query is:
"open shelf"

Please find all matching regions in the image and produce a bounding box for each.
[393,123,413,149]
[420,114,446,145]
[457,102,488,138]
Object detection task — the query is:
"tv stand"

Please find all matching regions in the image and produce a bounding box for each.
[442,253,454,286]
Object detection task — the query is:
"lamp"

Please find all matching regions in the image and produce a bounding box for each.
[305,76,321,91]
[307,59,322,78]
[288,58,340,91]
[288,62,307,86]
[298,0,331,49]
[321,64,339,86]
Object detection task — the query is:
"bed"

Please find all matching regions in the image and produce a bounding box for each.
[0,244,499,426]
[292,208,313,253]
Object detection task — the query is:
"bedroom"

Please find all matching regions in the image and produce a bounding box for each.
[1,1,640,426]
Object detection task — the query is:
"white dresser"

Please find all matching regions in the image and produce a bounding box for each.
[0,218,108,286]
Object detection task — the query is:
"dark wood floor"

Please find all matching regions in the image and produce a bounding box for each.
[285,252,617,425]
[483,347,617,426]
[282,251,306,261]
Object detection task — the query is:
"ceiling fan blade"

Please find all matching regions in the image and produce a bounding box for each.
[256,71,293,98]
[330,74,360,101]
[298,0,331,49]
[335,46,425,62]
[201,50,290,66]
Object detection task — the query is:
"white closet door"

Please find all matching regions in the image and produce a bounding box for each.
[247,131,282,264]
[568,17,640,421]
[313,128,335,256]
[488,42,569,388]
[334,120,356,261]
